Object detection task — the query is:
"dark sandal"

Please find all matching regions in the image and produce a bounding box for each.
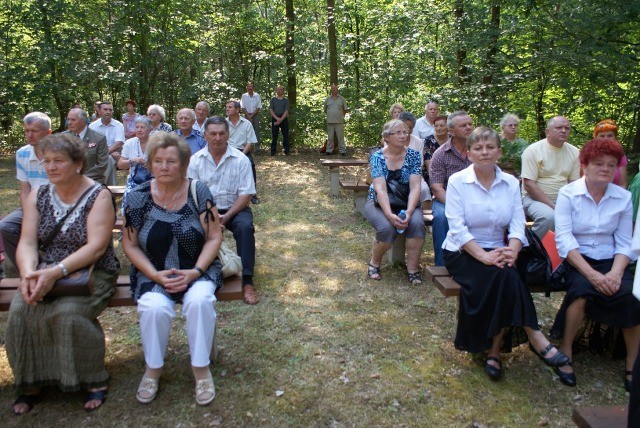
[529,343,569,367]
[554,362,576,387]
[408,271,422,285]
[367,263,381,280]
[13,393,42,415]
[484,356,502,381]
[625,370,632,392]
[84,389,108,412]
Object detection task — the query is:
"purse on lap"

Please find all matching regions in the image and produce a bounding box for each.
[38,186,97,297]
[373,169,409,214]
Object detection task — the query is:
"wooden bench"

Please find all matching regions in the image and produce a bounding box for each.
[339,180,369,215]
[426,265,547,297]
[320,159,368,197]
[572,405,627,428]
[0,274,243,311]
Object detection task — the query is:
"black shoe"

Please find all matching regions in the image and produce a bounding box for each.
[340,152,347,156]
[484,356,502,381]
[554,362,576,387]
[251,196,260,205]
[625,370,632,392]
[529,343,569,367]
[325,152,333,156]
[270,152,276,156]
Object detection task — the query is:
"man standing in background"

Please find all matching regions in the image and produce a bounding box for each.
[268,85,290,156]
[241,82,262,153]
[323,83,349,156]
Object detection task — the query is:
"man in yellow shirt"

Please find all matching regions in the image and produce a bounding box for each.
[521,116,580,238]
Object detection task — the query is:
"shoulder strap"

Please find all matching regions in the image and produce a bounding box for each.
[190,178,199,207]
[39,184,99,251]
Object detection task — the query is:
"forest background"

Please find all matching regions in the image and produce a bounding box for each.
[0,0,639,159]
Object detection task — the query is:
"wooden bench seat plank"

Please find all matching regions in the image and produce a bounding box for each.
[0,274,243,311]
[572,405,627,428]
[425,266,450,281]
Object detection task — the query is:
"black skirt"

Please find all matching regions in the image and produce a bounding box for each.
[444,249,540,353]
[550,256,640,338]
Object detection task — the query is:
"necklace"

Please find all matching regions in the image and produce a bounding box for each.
[153,180,184,210]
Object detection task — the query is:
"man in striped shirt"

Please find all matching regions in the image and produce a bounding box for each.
[187,116,259,305]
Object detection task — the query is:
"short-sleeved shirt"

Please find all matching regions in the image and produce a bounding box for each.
[269,97,289,117]
[187,145,256,211]
[16,144,48,189]
[176,128,206,154]
[226,117,257,150]
[367,148,422,200]
[89,118,126,147]
[520,138,580,202]
[241,92,262,114]
[412,117,435,140]
[428,140,472,190]
[323,95,348,124]
[124,179,222,302]
[122,112,141,135]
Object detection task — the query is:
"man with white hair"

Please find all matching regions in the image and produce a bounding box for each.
[240,82,262,151]
[65,108,109,183]
[193,101,210,135]
[0,112,52,269]
[175,108,206,154]
[412,100,439,140]
[89,101,125,185]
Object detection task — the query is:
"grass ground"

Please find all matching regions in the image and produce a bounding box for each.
[0,149,631,427]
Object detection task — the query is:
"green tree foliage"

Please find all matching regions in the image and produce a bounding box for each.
[0,0,638,153]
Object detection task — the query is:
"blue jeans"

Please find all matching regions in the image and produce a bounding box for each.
[432,200,449,266]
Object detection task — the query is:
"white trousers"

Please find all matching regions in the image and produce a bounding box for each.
[137,280,217,369]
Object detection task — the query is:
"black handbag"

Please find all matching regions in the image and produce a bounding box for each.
[516,228,568,296]
[373,170,409,214]
[131,163,153,185]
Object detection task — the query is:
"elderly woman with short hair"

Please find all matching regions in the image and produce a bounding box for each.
[147,104,172,133]
[365,119,425,284]
[498,113,528,175]
[6,133,119,414]
[123,132,222,406]
[118,115,154,207]
[551,138,640,389]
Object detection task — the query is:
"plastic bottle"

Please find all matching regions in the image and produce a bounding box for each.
[397,209,406,234]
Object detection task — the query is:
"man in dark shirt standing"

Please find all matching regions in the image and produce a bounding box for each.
[268,85,290,155]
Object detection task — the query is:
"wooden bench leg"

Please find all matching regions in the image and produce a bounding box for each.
[388,234,406,264]
[330,167,340,197]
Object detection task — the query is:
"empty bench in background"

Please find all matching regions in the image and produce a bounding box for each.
[320,158,368,197]
[572,405,627,428]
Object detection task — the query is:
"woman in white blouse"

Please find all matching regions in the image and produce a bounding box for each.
[443,126,568,381]
[551,138,640,389]
[118,115,153,207]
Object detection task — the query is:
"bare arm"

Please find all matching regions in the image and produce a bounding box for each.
[431,182,446,204]
[19,181,31,209]
[523,178,556,209]
[219,194,253,227]
[565,249,629,296]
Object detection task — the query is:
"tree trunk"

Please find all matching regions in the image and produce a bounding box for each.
[454,0,468,87]
[37,0,65,131]
[482,4,500,86]
[285,0,297,148]
[327,0,338,84]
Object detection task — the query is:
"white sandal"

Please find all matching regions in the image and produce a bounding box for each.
[195,374,216,406]
[136,377,159,404]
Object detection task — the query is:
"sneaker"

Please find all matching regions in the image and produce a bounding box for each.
[251,196,260,205]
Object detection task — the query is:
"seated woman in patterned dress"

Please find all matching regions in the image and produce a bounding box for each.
[365,119,426,284]
[6,133,119,414]
[122,132,223,406]
[443,126,568,381]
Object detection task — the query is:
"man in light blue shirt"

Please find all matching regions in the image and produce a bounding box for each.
[175,108,206,154]
[0,112,52,270]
